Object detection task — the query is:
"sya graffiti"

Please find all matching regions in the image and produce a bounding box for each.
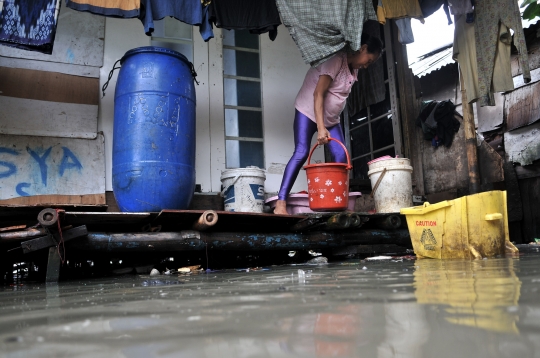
[0,146,83,197]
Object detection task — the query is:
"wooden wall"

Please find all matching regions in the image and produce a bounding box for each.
[0,1,106,206]
[518,176,540,243]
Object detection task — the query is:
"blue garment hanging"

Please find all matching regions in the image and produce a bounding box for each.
[139,0,214,42]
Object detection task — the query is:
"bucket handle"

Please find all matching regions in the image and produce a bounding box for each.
[370,168,387,199]
[220,174,242,197]
[305,138,352,170]
[101,54,200,98]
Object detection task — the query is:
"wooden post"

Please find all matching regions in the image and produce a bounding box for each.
[391,22,425,196]
[45,247,61,282]
[459,68,480,194]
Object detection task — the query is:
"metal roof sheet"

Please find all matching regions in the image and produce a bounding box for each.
[409,45,454,77]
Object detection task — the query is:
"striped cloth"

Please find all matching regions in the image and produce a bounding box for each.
[275,0,377,67]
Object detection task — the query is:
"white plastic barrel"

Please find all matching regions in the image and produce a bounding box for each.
[220,166,266,212]
[367,158,413,213]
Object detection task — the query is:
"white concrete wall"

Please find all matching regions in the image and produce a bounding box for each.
[259,32,320,195]
[98,18,149,191]
[99,19,320,195]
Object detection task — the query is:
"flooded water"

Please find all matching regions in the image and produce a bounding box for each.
[1,255,540,357]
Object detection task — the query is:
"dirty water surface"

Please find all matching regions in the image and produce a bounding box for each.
[1,255,540,357]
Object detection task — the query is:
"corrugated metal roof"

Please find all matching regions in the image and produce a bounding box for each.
[409,15,539,78]
[409,44,454,77]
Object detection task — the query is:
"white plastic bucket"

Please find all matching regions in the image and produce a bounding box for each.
[367,158,413,213]
[220,166,266,213]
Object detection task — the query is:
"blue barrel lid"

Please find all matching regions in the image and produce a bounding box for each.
[121,46,190,66]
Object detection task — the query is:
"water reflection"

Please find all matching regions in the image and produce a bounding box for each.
[413,258,521,334]
[377,303,429,358]
[1,258,539,357]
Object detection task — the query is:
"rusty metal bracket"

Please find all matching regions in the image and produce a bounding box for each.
[20,225,88,254]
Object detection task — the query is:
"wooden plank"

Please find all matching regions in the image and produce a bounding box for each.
[504,160,523,223]
[0,97,98,139]
[511,36,540,78]
[519,176,540,242]
[504,121,540,166]
[0,225,26,232]
[512,66,540,89]
[505,81,540,131]
[514,161,540,179]
[477,93,504,133]
[0,194,105,206]
[0,134,105,201]
[478,139,504,184]
[0,57,100,78]
[391,22,424,195]
[0,67,99,105]
[0,2,104,70]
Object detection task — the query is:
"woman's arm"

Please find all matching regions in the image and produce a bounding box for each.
[313,74,333,145]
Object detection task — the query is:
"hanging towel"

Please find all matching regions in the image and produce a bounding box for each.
[139,0,214,42]
[377,0,424,24]
[474,0,530,106]
[208,0,281,41]
[65,0,139,18]
[452,14,513,104]
[276,0,377,67]
[0,0,61,54]
[395,18,415,44]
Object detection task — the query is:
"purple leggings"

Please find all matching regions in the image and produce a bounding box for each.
[278,110,347,200]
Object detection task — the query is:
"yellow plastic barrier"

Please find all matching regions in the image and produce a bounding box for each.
[400,191,518,259]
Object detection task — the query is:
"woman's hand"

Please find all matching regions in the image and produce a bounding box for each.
[317,127,330,145]
[313,75,333,146]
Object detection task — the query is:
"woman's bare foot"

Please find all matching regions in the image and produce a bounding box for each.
[274,200,289,215]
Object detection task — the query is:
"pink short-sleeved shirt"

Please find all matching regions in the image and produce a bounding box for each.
[294,52,358,127]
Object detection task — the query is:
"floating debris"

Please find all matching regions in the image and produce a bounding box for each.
[306,256,328,264]
[308,250,322,257]
[178,265,202,274]
[288,251,296,257]
[149,269,160,276]
[365,256,393,261]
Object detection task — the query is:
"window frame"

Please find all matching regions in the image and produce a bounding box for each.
[222,31,265,169]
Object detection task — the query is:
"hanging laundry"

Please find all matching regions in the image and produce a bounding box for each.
[0,0,61,54]
[418,0,452,24]
[447,0,473,15]
[208,0,281,41]
[377,0,424,24]
[347,20,386,115]
[395,18,415,44]
[453,14,513,104]
[276,0,377,67]
[65,0,139,18]
[139,0,214,42]
[475,0,530,107]
[416,100,460,148]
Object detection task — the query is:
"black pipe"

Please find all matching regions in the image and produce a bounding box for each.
[67,229,411,252]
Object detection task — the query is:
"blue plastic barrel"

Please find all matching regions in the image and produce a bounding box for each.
[113,46,196,212]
